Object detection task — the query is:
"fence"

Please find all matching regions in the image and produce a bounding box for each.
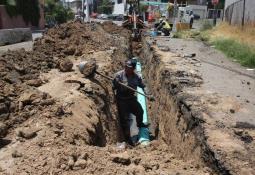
[225,0,255,26]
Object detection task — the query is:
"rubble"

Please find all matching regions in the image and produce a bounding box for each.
[111,152,131,165]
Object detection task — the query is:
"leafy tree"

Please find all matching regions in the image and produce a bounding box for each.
[139,4,148,13]
[98,0,113,14]
[45,0,74,24]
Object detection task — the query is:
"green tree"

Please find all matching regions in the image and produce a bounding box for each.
[45,0,74,24]
[98,0,113,14]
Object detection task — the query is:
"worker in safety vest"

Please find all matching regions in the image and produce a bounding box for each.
[156,18,171,36]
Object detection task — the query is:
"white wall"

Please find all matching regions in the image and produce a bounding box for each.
[189,5,207,19]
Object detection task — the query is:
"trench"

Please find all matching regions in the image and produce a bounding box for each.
[0,22,229,174]
[87,36,230,174]
[138,38,229,174]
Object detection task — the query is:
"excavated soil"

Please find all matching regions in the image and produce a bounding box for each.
[139,37,255,175]
[0,21,218,175]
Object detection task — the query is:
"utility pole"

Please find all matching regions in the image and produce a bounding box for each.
[242,0,246,27]
[172,0,177,32]
[82,0,85,21]
[85,0,90,22]
[213,4,216,26]
[212,0,219,26]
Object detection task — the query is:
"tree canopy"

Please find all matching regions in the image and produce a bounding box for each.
[45,0,74,24]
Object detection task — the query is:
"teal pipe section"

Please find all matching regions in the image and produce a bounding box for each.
[136,61,148,125]
[134,58,150,145]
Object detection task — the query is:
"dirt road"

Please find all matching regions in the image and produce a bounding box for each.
[145,36,255,174]
[158,38,255,125]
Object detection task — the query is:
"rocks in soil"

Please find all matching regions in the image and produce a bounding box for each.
[12,150,22,158]
[0,122,8,137]
[59,59,73,72]
[234,129,253,143]
[26,79,43,87]
[111,152,131,165]
[67,156,75,169]
[159,46,170,52]
[74,158,87,169]
[183,53,196,58]
[235,122,255,129]
[230,109,235,113]
[18,89,44,107]
[17,128,37,139]
[40,98,55,106]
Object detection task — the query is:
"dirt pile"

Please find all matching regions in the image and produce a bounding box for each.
[34,21,130,58]
[0,49,63,139]
[0,21,130,140]
[101,21,131,38]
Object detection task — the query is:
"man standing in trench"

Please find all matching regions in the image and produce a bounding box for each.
[113,59,147,145]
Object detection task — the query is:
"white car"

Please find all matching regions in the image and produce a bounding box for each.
[97,14,108,20]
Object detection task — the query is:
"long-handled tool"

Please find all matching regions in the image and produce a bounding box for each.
[78,60,154,100]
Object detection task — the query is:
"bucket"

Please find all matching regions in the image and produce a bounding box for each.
[150,31,157,37]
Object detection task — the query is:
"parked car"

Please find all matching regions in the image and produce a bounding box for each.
[115,14,124,21]
[97,14,108,20]
[193,14,200,20]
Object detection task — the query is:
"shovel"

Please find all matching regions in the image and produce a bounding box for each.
[78,60,154,101]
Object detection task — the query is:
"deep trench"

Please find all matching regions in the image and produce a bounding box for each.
[87,37,228,175]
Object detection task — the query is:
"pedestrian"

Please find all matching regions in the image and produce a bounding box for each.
[112,59,147,145]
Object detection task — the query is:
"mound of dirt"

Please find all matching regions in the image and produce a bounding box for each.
[34,21,130,58]
[101,21,131,38]
[0,21,130,139]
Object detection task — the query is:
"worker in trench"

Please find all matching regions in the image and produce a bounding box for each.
[156,18,171,36]
[112,59,148,145]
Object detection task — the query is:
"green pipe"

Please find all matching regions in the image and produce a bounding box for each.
[135,59,150,145]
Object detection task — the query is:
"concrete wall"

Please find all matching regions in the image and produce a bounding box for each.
[189,5,207,19]
[0,28,32,46]
[0,4,45,30]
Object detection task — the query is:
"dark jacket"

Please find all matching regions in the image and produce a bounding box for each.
[113,70,145,99]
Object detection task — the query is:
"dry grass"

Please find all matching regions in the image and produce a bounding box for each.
[172,22,255,67]
[209,22,255,49]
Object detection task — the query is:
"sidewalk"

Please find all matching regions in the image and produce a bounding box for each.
[0,32,42,54]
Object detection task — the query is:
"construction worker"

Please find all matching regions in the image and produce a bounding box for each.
[156,18,171,36]
[112,59,147,145]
